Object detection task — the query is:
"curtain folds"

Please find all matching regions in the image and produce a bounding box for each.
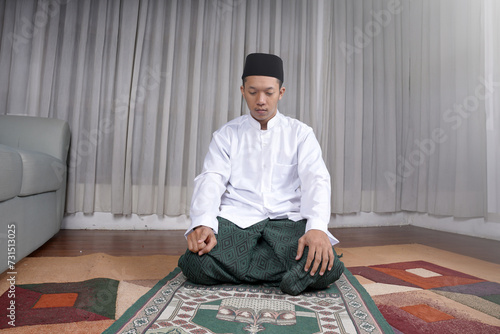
[399,0,486,217]
[0,0,497,219]
[485,0,500,214]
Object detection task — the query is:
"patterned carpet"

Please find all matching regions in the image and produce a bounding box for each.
[102,267,391,334]
[350,260,500,333]
[0,253,179,333]
[0,244,499,333]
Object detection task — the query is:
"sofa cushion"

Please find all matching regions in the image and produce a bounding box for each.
[17,148,65,196]
[0,144,23,201]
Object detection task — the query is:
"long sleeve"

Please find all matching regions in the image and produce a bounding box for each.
[186,132,231,237]
[297,130,339,245]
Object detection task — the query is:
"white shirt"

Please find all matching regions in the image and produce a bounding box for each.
[187,111,339,245]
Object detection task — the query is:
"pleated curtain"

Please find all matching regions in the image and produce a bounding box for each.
[0,0,497,219]
[485,0,500,215]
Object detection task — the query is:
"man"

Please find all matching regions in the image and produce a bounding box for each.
[178,53,344,295]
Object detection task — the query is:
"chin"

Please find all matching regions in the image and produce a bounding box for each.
[252,113,268,120]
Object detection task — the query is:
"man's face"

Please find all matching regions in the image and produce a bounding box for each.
[241,76,285,130]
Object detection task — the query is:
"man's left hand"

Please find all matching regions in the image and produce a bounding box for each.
[296,230,334,276]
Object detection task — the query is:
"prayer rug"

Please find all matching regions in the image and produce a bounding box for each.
[102,267,392,334]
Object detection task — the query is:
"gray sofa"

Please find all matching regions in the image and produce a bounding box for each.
[0,115,70,273]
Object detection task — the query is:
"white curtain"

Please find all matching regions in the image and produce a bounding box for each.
[0,0,496,219]
[398,0,487,217]
[485,0,500,214]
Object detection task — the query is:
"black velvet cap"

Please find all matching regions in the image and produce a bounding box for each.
[242,53,284,83]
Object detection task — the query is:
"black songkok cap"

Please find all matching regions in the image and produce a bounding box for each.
[242,53,284,83]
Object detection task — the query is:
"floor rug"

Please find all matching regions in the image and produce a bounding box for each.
[351,260,500,333]
[0,253,179,333]
[1,244,499,333]
[102,267,392,334]
[344,244,500,334]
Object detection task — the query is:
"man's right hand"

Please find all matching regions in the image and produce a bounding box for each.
[187,226,217,256]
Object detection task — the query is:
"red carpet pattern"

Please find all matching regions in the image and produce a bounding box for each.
[349,261,500,333]
[0,278,118,329]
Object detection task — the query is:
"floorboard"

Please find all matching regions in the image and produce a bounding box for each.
[30,226,500,265]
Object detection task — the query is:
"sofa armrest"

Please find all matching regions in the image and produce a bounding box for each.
[0,115,71,162]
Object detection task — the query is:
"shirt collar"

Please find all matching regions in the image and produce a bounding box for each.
[248,110,281,130]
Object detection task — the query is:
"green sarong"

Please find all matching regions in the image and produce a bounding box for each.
[178,217,345,296]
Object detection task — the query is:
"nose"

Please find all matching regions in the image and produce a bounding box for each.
[257,93,266,105]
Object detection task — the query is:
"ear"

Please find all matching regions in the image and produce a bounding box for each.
[240,85,245,96]
[278,86,286,100]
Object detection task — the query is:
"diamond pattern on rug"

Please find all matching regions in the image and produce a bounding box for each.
[353,260,500,334]
[405,268,442,278]
[33,292,79,308]
[362,283,422,297]
[360,261,485,289]
[401,304,455,323]
[0,278,119,329]
[349,266,420,289]
[432,290,500,319]
[432,281,500,298]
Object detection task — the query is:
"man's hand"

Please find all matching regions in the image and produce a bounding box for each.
[296,229,334,276]
[187,226,217,256]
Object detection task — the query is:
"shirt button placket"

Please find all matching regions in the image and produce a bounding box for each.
[261,132,272,195]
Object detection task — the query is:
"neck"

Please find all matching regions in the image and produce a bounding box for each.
[252,110,278,130]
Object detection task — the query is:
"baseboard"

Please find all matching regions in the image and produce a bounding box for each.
[62,211,408,230]
[408,212,500,241]
[62,210,500,241]
[62,212,191,230]
[329,212,408,227]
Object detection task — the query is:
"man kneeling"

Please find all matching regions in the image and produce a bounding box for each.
[178,53,344,296]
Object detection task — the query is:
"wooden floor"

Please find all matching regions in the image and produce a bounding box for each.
[30,226,500,265]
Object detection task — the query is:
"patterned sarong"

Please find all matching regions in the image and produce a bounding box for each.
[178,217,345,295]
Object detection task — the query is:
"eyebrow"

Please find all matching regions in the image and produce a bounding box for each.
[248,86,275,91]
